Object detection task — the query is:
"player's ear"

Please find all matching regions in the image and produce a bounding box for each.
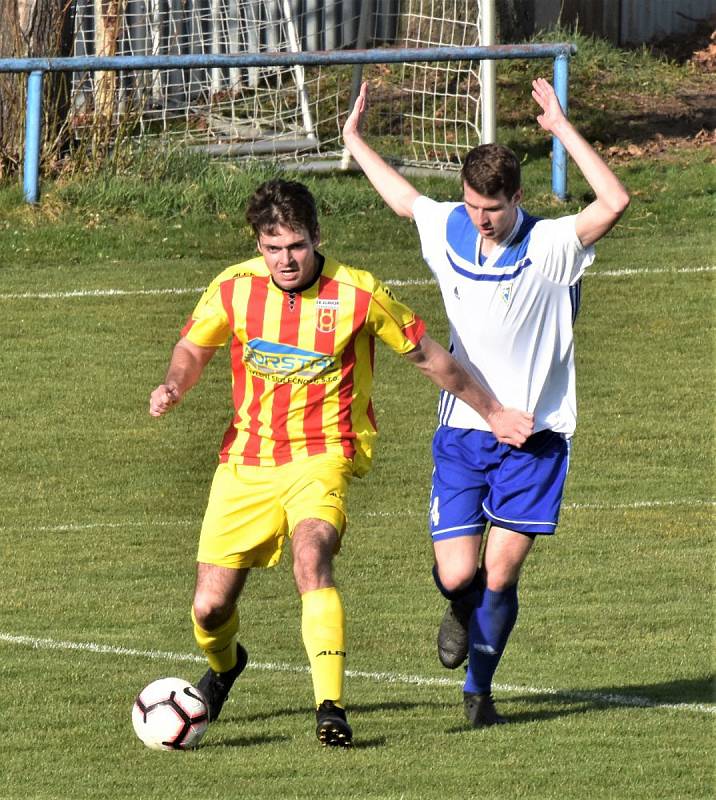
[512,188,524,205]
[313,225,321,247]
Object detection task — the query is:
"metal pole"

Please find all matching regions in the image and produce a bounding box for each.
[480,0,496,143]
[348,0,373,109]
[552,53,569,200]
[23,70,44,204]
[0,44,578,73]
[282,0,316,140]
[341,0,373,169]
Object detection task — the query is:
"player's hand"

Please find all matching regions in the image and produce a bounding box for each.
[485,407,534,448]
[342,81,368,142]
[531,77,567,134]
[149,384,180,417]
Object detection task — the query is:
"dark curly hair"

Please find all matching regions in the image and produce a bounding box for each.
[246,179,319,240]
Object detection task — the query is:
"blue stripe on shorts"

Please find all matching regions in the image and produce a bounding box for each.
[429,427,570,538]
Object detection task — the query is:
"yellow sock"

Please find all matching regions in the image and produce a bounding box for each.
[191,606,239,673]
[301,587,346,708]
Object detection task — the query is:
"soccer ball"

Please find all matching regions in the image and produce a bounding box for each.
[132,677,209,751]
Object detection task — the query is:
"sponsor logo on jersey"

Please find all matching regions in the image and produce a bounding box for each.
[244,338,338,384]
[315,297,339,333]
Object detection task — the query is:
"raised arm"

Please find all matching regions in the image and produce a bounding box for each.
[149,337,217,417]
[404,335,534,447]
[342,81,421,219]
[532,77,630,247]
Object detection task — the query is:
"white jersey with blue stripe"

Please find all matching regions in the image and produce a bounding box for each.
[413,195,595,437]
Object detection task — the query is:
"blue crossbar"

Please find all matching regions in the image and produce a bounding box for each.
[2,44,576,203]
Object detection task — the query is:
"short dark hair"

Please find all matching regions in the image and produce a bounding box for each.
[461,144,521,199]
[245,179,319,240]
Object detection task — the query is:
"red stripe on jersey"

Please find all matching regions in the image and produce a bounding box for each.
[218,336,245,461]
[241,276,270,465]
[336,285,372,459]
[218,280,243,461]
[180,317,194,337]
[366,337,377,430]
[271,291,302,464]
[304,275,340,456]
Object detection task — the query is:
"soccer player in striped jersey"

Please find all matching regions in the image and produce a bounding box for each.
[149,179,533,746]
[342,78,629,727]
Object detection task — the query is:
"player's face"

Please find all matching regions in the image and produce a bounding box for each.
[463,183,522,244]
[257,223,320,291]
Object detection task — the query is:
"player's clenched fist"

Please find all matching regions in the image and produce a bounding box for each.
[485,407,535,448]
[149,384,180,417]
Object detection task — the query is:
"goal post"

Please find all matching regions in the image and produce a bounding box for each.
[66,0,494,170]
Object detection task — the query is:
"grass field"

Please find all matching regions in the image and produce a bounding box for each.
[1,35,714,800]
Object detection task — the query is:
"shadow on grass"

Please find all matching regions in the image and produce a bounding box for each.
[207,699,444,749]
[441,675,715,732]
[498,674,715,725]
[238,698,449,725]
[204,678,713,744]
[204,733,292,748]
[522,674,714,708]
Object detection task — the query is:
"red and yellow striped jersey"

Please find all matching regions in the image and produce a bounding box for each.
[181,254,426,475]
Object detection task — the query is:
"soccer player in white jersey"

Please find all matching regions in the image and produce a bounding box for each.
[342,78,629,726]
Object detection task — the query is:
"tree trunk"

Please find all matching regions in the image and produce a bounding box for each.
[0,0,75,178]
[495,0,536,43]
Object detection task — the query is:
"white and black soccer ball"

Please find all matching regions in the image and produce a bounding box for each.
[132,677,209,751]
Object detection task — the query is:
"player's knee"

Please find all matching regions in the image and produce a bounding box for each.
[436,566,478,596]
[292,552,333,594]
[192,595,233,631]
[291,520,338,591]
[484,567,520,593]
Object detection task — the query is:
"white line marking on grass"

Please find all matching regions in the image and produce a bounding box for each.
[361,498,714,519]
[0,266,713,301]
[589,266,715,278]
[1,498,712,534]
[566,499,715,510]
[0,287,208,300]
[26,520,196,533]
[0,632,713,716]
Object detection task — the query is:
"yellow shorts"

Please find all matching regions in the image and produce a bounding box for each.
[196,453,352,569]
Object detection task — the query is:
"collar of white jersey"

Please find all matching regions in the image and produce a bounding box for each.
[476,207,524,271]
[445,204,524,277]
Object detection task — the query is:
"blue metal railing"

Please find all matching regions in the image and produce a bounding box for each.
[0,43,576,203]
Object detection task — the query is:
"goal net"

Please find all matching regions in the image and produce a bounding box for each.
[71,0,487,170]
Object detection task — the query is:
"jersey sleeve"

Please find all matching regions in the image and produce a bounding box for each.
[412,195,455,278]
[365,280,426,355]
[180,279,232,347]
[529,215,596,286]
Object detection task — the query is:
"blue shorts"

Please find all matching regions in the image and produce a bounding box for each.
[429,427,570,540]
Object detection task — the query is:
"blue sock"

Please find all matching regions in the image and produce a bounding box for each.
[464,584,519,695]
